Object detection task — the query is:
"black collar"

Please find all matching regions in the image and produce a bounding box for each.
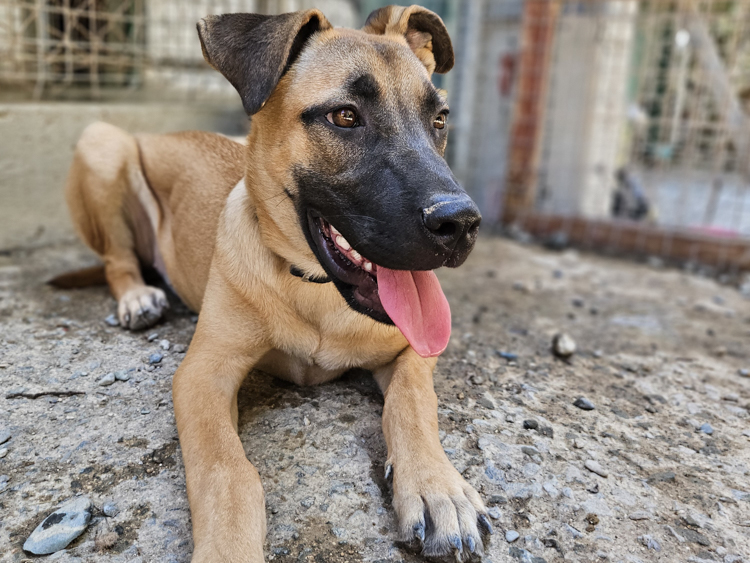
[290,265,331,284]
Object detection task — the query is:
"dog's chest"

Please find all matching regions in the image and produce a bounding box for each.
[261,311,406,385]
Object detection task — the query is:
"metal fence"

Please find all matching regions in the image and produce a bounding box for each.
[479,0,750,276]
[0,0,359,102]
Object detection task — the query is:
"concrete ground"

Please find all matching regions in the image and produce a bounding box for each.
[1,236,749,563]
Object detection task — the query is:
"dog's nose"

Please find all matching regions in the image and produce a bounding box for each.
[421,196,481,247]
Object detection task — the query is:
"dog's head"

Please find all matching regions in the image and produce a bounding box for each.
[198,5,480,357]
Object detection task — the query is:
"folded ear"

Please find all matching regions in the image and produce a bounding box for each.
[362,4,454,75]
[197,10,331,115]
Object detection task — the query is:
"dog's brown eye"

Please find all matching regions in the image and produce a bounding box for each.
[434,113,447,130]
[328,108,358,128]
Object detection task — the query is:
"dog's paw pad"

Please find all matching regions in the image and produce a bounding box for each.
[117,286,169,330]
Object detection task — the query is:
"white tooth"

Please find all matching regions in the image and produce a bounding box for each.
[335,235,351,250]
[351,249,361,261]
[363,261,372,272]
[330,225,341,236]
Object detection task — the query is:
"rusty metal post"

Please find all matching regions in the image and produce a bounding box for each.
[501,0,560,224]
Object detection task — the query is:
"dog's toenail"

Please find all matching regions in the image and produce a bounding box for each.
[478,514,493,535]
[384,462,392,480]
[413,522,425,542]
[466,536,476,553]
[450,535,462,552]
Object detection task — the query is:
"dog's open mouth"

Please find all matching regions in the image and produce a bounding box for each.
[306,212,452,358]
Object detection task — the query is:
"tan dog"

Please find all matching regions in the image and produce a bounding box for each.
[58,5,487,561]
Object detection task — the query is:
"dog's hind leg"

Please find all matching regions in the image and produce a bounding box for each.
[66,121,168,330]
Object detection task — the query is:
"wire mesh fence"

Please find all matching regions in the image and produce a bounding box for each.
[486,0,750,277]
[0,0,358,102]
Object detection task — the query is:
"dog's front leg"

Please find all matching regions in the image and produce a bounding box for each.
[173,287,271,563]
[374,347,492,561]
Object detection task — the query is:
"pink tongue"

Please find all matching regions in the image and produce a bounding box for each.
[376,268,451,358]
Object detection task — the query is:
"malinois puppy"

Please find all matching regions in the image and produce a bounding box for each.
[58,4,487,561]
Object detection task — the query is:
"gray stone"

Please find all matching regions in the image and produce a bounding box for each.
[0,428,10,445]
[574,397,595,410]
[523,419,538,430]
[23,496,92,555]
[147,333,159,342]
[648,471,676,483]
[140,408,151,415]
[552,333,576,358]
[148,353,163,364]
[102,503,119,517]
[488,507,502,520]
[738,368,749,378]
[629,511,651,520]
[104,314,119,327]
[159,339,170,351]
[172,344,188,354]
[505,530,520,542]
[676,527,710,546]
[0,448,7,459]
[699,423,713,435]
[585,460,608,478]
[477,396,495,409]
[98,372,115,386]
[509,546,547,563]
[300,497,314,509]
[114,370,130,382]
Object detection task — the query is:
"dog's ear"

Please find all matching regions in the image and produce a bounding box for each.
[197,10,332,115]
[362,5,453,74]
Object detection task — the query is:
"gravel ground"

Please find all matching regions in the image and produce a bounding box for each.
[1,236,749,563]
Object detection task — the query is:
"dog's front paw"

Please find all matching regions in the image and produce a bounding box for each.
[389,456,492,561]
[117,286,169,330]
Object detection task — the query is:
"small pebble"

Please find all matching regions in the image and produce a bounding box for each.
[584,460,608,478]
[114,370,130,382]
[497,351,518,361]
[159,339,170,351]
[0,448,7,459]
[148,353,163,365]
[552,333,577,358]
[102,503,119,517]
[573,397,595,411]
[739,368,749,378]
[699,423,713,435]
[505,530,520,543]
[104,314,119,327]
[172,344,188,354]
[477,396,495,409]
[140,408,151,415]
[23,496,92,555]
[488,507,502,519]
[0,429,10,445]
[629,511,651,521]
[523,419,538,430]
[147,333,159,342]
[98,373,115,387]
[638,534,661,551]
